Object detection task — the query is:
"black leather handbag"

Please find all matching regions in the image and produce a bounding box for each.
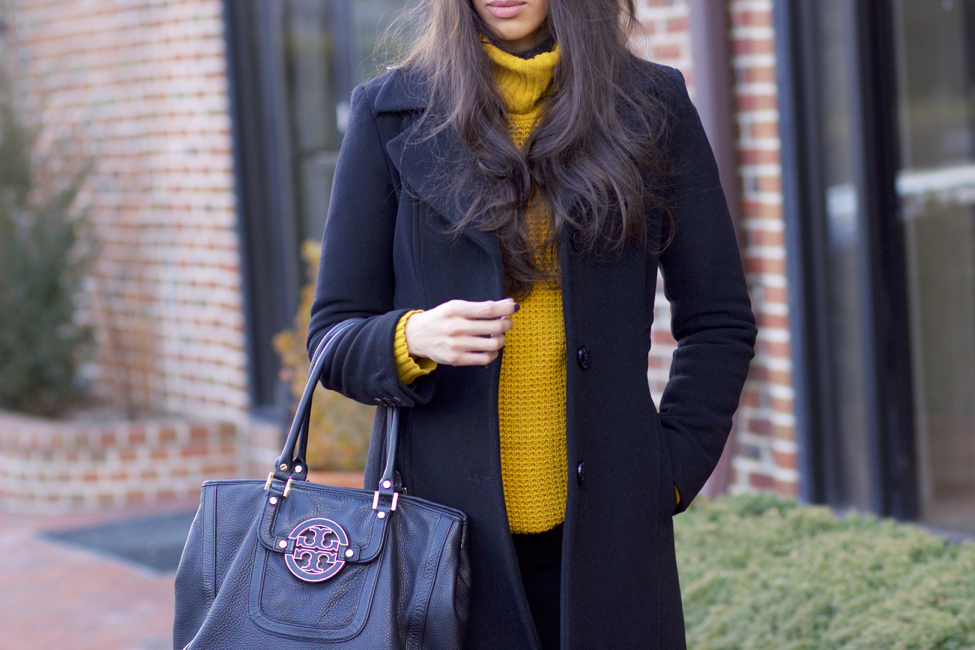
[173,320,471,649]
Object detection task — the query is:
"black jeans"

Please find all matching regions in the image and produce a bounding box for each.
[512,524,563,650]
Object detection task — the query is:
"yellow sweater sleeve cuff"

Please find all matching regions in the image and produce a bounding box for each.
[394,310,437,385]
[675,485,681,506]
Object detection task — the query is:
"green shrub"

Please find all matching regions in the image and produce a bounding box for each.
[0,62,93,416]
[675,494,975,650]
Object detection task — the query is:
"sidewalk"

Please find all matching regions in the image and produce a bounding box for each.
[0,473,364,650]
[0,499,198,650]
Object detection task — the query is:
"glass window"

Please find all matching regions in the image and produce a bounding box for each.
[282,0,404,247]
[893,0,975,532]
[224,0,405,413]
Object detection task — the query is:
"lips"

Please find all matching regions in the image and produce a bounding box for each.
[486,1,527,19]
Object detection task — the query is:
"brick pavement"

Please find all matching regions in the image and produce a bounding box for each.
[0,500,198,650]
[0,474,363,650]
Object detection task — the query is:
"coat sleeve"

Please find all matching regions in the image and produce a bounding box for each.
[306,83,434,408]
[656,68,757,513]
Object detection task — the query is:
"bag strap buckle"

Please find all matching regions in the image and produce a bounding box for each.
[371,489,399,514]
[264,472,293,497]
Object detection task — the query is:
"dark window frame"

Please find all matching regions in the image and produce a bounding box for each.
[222,0,400,422]
[223,0,302,421]
[775,0,917,519]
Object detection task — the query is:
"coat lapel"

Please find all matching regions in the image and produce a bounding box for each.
[375,69,502,261]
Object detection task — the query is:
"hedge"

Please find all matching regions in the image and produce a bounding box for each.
[674,494,975,650]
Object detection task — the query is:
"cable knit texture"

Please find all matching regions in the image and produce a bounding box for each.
[485,41,567,534]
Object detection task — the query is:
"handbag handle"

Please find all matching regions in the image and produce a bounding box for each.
[272,319,400,501]
[258,321,400,562]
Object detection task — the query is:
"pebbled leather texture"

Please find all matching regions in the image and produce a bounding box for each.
[173,322,471,649]
[173,479,470,650]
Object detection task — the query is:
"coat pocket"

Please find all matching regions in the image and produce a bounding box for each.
[654,416,679,517]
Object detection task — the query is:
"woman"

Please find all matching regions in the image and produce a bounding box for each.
[307,0,757,647]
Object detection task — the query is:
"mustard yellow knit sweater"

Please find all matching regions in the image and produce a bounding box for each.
[394,42,566,534]
[487,42,567,534]
[393,43,679,530]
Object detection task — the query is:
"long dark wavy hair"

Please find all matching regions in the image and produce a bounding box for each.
[390,0,674,299]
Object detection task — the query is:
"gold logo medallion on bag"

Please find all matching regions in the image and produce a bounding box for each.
[285,517,350,582]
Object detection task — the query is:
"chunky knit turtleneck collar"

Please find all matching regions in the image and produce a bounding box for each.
[510,35,556,60]
[483,40,560,115]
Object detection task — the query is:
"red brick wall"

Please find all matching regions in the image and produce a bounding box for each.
[635,0,694,90]
[7,0,249,424]
[0,411,237,511]
[637,0,797,497]
[727,0,796,496]
[635,0,692,408]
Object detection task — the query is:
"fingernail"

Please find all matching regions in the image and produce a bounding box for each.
[513,303,521,313]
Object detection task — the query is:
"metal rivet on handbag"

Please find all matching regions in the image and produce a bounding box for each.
[173,319,471,649]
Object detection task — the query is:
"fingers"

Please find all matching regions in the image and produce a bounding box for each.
[451,350,501,365]
[442,298,519,320]
[450,333,508,354]
[404,298,518,367]
[433,322,510,366]
[441,313,513,338]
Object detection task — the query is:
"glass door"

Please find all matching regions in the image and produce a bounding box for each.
[224,0,405,413]
[893,0,975,532]
[282,0,404,246]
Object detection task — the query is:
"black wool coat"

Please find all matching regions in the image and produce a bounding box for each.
[307,59,757,649]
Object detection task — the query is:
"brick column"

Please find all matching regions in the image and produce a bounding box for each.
[725,0,796,496]
[637,0,797,498]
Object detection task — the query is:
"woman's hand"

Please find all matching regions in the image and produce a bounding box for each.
[405,299,517,366]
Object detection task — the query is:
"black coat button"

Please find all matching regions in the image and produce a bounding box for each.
[571,230,586,253]
[576,461,586,485]
[576,346,591,370]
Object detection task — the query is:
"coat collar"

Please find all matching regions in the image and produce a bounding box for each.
[371,56,669,241]
[374,68,502,261]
